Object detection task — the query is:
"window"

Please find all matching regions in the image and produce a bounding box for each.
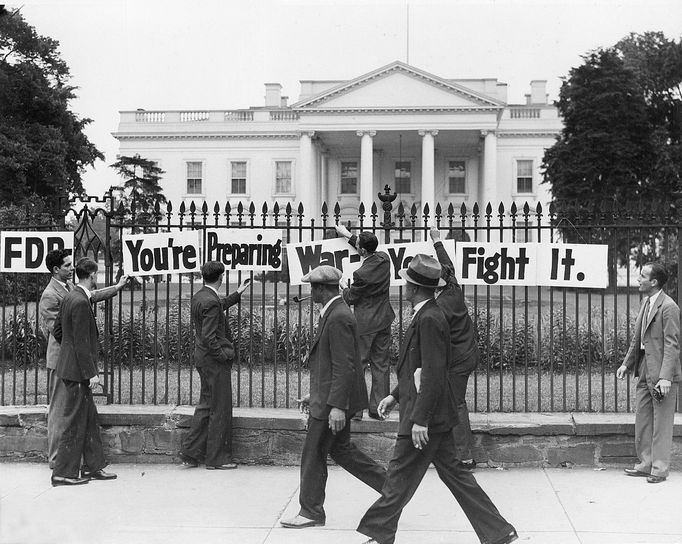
[230,161,247,194]
[395,161,411,193]
[340,161,358,194]
[186,161,203,194]
[447,160,466,194]
[516,160,533,193]
[275,161,292,194]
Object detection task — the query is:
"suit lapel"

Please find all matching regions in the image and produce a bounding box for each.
[311,298,340,350]
[644,293,665,333]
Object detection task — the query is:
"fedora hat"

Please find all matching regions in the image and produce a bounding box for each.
[301,265,342,285]
[398,254,446,288]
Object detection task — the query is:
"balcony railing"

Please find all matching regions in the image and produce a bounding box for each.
[510,108,541,119]
[135,111,166,123]
[180,111,210,122]
[270,110,299,121]
[224,111,255,121]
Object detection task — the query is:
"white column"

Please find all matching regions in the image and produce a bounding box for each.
[419,129,438,211]
[481,129,497,207]
[298,131,315,216]
[357,130,376,209]
[320,152,329,207]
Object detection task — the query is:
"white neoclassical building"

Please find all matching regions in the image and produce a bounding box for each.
[113,61,562,223]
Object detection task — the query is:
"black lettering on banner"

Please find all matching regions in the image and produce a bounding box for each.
[125,239,144,272]
[296,245,323,274]
[387,247,406,280]
[26,237,44,269]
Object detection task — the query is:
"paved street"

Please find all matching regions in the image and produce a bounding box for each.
[1,463,681,544]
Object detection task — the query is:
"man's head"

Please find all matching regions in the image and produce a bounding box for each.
[75,257,98,289]
[45,249,73,283]
[399,254,445,304]
[301,265,342,305]
[357,232,378,258]
[639,262,668,296]
[202,261,225,286]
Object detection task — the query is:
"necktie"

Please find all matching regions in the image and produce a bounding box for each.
[641,297,650,339]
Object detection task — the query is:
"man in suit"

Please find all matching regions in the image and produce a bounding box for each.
[180,261,250,470]
[617,262,681,484]
[39,249,127,469]
[430,228,478,470]
[357,255,517,544]
[335,225,395,420]
[51,258,118,486]
[280,265,387,529]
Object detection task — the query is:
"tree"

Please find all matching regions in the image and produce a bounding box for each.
[0,8,103,214]
[110,154,166,219]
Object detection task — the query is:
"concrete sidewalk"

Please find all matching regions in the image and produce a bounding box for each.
[1,463,681,544]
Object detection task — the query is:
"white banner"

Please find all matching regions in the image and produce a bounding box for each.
[205,229,283,271]
[0,231,74,273]
[122,231,201,277]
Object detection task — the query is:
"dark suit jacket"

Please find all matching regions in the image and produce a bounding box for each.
[191,286,240,367]
[308,297,367,419]
[623,291,681,384]
[433,240,479,376]
[55,287,99,382]
[391,298,457,436]
[342,235,395,334]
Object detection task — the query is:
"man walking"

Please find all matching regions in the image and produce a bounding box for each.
[51,258,118,486]
[39,249,127,469]
[617,262,681,484]
[357,255,517,544]
[180,261,249,470]
[335,225,395,419]
[280,265,386,529]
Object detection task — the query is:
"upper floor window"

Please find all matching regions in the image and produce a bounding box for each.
[516,160,533,194]
[447,160,466,194]
[275,161,292,194]
[186,161,203,194]
[230,161,247,194]
[395,161,411,193]
[340,161,358,194]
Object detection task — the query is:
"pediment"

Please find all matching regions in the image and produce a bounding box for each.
[293,61,503,111]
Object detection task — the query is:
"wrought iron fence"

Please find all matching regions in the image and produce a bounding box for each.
[1,190,681,412]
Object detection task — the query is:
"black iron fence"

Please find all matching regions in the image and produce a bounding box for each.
[1,190,681,413]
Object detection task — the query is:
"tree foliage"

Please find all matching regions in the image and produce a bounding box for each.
[109,154,167,223]
[0,8,103,214]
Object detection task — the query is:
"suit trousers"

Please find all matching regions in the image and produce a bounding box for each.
[47,368,69,468]
[634,363,678,478]
[358,327,392,414]
[182,362,233,466]
[52,379,106,479]
[452,373,474,461]
[299,415,387,521]
[358,432,515,544]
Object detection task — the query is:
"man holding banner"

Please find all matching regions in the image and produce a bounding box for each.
[335,225,395,420]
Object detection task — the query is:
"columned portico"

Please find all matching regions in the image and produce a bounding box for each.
[481,129,497,207]
[419,129,438,210]
[357,130,376,208]
[298,131,315,214]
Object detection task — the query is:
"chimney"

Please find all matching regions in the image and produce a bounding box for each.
[265,83,282,107]
[280,95,288,108]
[525,94,531,106]
[530,80,547,105]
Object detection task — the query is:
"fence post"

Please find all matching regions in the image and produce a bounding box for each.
[675,189,682,411]
[379,184,397,245]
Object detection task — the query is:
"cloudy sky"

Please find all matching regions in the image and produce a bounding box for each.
[12,0,682,197]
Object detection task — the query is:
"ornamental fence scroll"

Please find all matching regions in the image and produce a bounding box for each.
[1,191,681,414]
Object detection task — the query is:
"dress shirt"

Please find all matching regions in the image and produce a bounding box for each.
[319,295,341,318]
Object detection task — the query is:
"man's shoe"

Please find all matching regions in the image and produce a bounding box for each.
[491,528,518,544]
[624,468,650,477]
[206,463,238,470]
[179,454,199,468]
[460,459,476,472]
[647,475,666,484]
[51,476,89,487]
[82,469,117,481]
[280,515,325,528]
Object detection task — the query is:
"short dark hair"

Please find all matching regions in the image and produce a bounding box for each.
[645,262,668,288]
[75,257,98,280]
[357,232,378,253]
[202,261,225,283]
[45,249,72,274]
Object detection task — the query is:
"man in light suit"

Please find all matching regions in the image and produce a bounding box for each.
[51,258,117,486]
[357,255,517,544]
[280,265,386,529]
[39,249,127,468]
[617,262,681,484]
[180,261,249,470]
[336,225,395,420]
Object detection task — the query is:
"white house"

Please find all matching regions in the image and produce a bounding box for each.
[113,61,562,225]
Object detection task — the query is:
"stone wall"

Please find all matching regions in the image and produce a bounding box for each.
[1,406,681,468]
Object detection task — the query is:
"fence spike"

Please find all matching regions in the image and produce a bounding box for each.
[423,202,430,218]
[510,202,518,216]
[333,202,341,218]
[297,202,304,218]
[370,202,378,216]
[498,202,505,216]
[213,201,220,214]
[485,202,492,217]
[285,202,292,216]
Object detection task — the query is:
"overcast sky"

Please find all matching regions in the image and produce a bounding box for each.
[11,0,682,197]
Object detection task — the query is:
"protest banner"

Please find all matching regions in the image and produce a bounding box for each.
[205,229,283,271]
[122,231,201,277]
[0,231,74,273]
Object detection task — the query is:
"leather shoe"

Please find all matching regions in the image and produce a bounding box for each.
[460,459,477,472]
[280,515,325,528]
[51,476,89,487]
[82,469,117,481]
[647,475,666,484]
[491,529,518,544]
[179,454,199,468]
[206,463,237,470]
[624,468,650,477]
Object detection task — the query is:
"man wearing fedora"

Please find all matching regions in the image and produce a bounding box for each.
[357,255,517,544]
[281,265,386,529]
